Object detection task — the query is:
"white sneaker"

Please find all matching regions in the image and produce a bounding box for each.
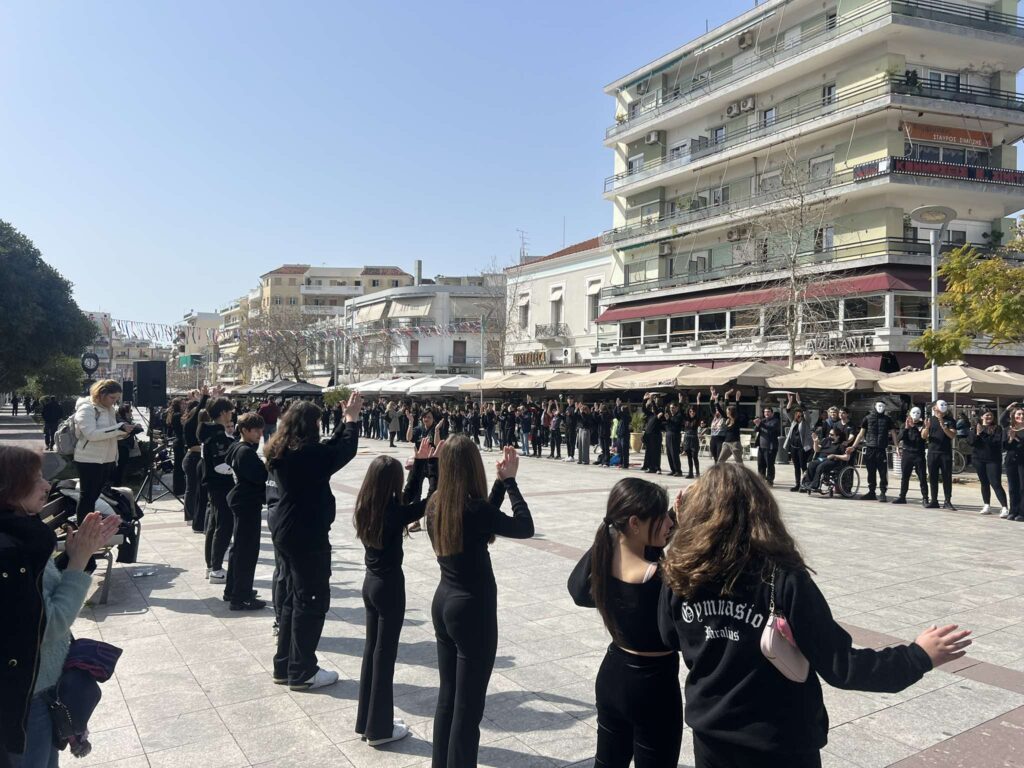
[1000,507,1011,519]
[368,723,410,747]
[208,569,226,582]
[290,668,339,691]
[979,504,992,515]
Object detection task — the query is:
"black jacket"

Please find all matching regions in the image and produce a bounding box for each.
[199,422,236,492]
[268,421,358,548]
[969,426,1003,464]
[41,400,62,425]
[754,415,781,450]
[226,440,267,511]
[0,510,57,755]
[897,423,927,454]
[859,413,896,448]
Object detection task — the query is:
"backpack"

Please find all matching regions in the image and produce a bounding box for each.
[55,416,80,457]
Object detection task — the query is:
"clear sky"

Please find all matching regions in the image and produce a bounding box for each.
[3,0,774,324]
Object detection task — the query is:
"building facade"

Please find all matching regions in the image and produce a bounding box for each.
[594,0,1024,372]
[505,238,615,371]
[83,311,173,383]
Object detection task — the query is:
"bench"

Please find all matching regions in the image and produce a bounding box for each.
[39,497,123,605]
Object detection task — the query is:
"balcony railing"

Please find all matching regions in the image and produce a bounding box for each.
[606,0,1024,140]
[302,305,344,316]
[601,158,1024,246]
[534,322,571,340]
[448,356,482,366]
[300,284,362,296]
[605,76,1024,194]
[392,355,435,366]
[601,238,998,299]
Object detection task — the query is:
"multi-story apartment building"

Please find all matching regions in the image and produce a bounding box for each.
[344,276,504,380]
[215,297,249,386]
[83,311,172,382]
[595,0,1024,372]
[505,238,615,371]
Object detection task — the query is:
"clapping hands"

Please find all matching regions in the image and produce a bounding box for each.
[496,446,519,480]
[65,512,122,571]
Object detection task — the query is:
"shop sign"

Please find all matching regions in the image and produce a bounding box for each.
[512,350,549,367]
[901,122,992,149]
[807,335,874,354]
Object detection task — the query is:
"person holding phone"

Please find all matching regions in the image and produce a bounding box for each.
[922,400,957,509]
[892,407,929,506]
[73,380,139,525]
[969,410,1008,517]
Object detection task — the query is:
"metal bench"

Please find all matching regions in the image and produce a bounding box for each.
[39,498,122,605]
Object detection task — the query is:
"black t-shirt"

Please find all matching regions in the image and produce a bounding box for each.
[926,415,956,454]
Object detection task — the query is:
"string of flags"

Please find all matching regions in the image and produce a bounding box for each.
[110,317,485,345]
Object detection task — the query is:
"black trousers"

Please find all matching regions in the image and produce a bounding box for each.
[898,451,928,501]
[709,435,724,463]
[204,485,234,571]
[616,436,630,468]
[43,420,58,449]
[1006,460,1024,517]
[665,432,681,475]
[356,572,406,741]
[273,539,331,684]
[484,427,494,450]
[927,451,953,503]
[183,451,204,528]
[756,443,777,484]
[595,645,682,768]
[791,447,809,487]
[683,434,699,476]
[808,458,843,489]
[75,461,114,525]
[693,732,821,768]
[225,502,262,602]
[172,439,186,496]
[565,427,577,459]
[643,435,661,472]
[600,434,612,465]
[549,428,561,458]
[272,548,285,625]
[975,459,1008,507]
[864,446,888,493]
[431,583,497,768]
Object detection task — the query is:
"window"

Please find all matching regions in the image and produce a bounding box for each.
[670,316,696,344]
[947,230,967,245]
[809,154,834,181]
[698,312,727,342]
[896,295,929,333]
[814,226,835,253]
[710,186,730,206]
[710,126,726,145]
[354,280,362,286]
[288,278,296,286]
[371,279,380,287]
[966,149,989,166]
[757,238,770,263]
[668,142,688,161]
[273,277,282,285]
[625,261,649,285]
[628,101,641,119]
[588,293,600,324]
[822,83,836,106]
[550,298,563,325]
[758,172,783,193]
[688,252,708,276]
[929,70,960,92]
[452,340,467,364]
[760,107,776,129]
[288,297,297,305]
[620,321,642,346]
[942,147,966,165]
[917,144,941,162]
[518,303,529,330]
[643,318,668,346]
[730,309,761,339]
[272,296,282,305]
[391,279,399,287]
[825,10,838,30]
[640,202,661,220]
[844,296,885,331]
[627,154,644,175]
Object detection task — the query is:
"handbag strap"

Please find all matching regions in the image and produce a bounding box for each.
[768,566,777,616]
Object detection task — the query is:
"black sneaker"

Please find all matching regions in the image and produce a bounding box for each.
[230,598,267,611]
[790,486,801,492]
[860,492,877,501]
[891,497,907,505]
[925,502,940,509]
[921,498,930,508]
[942,500,957,511]
[223,590,258,603]
[878,493,887,503]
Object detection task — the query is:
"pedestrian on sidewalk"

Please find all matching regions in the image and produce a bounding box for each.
[40,397,62,451]
[11,394,19,416]
[73,380,136,525]
[659,463,972,768]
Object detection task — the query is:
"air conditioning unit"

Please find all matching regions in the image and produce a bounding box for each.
[659,242,674,256]
[740,95,757,112]
[726,102,742,119]
[738,30,756,50]
[644,131,661,145]
[726,226,749,242]
[636,80,649,95]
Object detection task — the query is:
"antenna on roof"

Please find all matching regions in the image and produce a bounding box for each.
[516,229,529,262]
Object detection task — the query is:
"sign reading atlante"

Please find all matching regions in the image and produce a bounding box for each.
[806,335,874,354]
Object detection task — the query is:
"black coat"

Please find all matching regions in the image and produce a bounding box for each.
[0,510,57,755]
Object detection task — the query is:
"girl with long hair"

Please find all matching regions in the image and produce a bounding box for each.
[568,478,682,767]
[267,393,362,691]
[1002,406,1024,521]
[970,409,1008,516]
[72,379,135,525]
[659,463,972,767]
[682,395,702,479]
[165,397,187,499]
[182,388,210,532]
[352,439,440,747]
[427,438,533,767]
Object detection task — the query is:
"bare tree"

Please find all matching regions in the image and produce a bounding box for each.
[481,256,520,372]
[241,309,312,381]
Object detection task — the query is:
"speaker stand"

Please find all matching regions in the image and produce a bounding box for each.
[136,464,184,508]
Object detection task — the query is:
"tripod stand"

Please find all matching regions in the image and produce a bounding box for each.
[135,437,185,508]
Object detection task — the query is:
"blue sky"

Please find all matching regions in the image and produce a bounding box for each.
[3,0,769,323]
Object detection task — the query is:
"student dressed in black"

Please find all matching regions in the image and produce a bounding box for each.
[269,397,360,690]
[354,447,437,746]
[663,400,684,477]
[182,392,209,532]
[427,441,533,768]
[969,415,1008,514]
[753,408,781,486]
[851,404,898,501]
[568,478,680,768]
[199,398,237,577]
[564,400,578,461]
[681,402,702,479]
[1002,409,1024,521]
[642,397,664,474]
[224,414,268,610]
[893,409,928,506]
[923,402,956,509]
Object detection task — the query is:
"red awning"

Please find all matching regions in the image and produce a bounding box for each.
[597,271,927,323]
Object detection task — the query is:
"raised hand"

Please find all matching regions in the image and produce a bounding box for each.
[429,440,445,459]
[915,624,972,668]
[344,391,363,421]
[415,436,433,460]
[66,512,122,571]
[497,446,519,480]
[673,488,686,516]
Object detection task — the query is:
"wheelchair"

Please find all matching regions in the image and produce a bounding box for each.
[805,460,861,498]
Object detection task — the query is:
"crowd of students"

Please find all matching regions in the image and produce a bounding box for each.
[0,378,999,768]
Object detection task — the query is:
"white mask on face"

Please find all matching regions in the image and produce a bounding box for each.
[910,407,922,420]
[874,403,885,414]
[936,400,949,414]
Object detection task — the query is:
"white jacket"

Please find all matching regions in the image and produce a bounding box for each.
[73,397,126,464]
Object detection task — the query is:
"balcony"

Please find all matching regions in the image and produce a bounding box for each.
[601,158,1024,247]
[606,0,1024,142]
[448,355,482,367]
[300,284,362,297]
[602,238,1000,300]
[534,322,571,341]
[605,76,1024,195]
[302,305,345,316]
[392,355,435,367]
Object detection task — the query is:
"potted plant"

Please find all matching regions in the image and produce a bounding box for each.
[630,409,646,453]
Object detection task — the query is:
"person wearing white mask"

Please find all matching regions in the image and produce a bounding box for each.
[850,402,898,502]
[893,407,929,506]
[921,400,957,509]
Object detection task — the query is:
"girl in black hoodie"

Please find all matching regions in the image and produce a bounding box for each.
[658,463,972,767]
[199,397,236,583]
[267,393,362,691]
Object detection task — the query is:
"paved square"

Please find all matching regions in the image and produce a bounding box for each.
[6,409,1021,767]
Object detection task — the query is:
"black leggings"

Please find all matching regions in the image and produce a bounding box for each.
[693,732,821,768]
[225,503,262,602]
[899,451,928,501]
[709,435,724,463]
[172,439,186,496]
[975,460,1008,507]
[665,432,681,475]
[683,435,700,476]
[431,583,497,768]
[183,451,205,529]
[595,645,682,768]
[356,572,406,741]
[549,429,561,458]
[791,448,809,487]
[927,451,953,503]
[204,485,234,571]
[75,461,114,525]
[1006,461,1024,517]
[273,539,331,684]
[643,436,661,472]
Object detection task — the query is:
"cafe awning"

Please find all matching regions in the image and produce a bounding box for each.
[387,297,432,318]
[354,302,387,324]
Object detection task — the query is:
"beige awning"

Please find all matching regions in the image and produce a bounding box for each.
[766,364,886,393]
[604,364,698,390]
[354,302,387,324]
[517,294,531,307]
[875,363,1022,396]
[586,281,603,296]
[548,368,634,392]
[676,361,792,388]
[549,287,564,302]
[500,371,580,391]
[387,297,432,318]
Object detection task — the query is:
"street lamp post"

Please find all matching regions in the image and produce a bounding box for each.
[910,206,957,404]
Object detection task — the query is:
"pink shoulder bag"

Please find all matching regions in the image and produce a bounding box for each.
[759,567,810,683]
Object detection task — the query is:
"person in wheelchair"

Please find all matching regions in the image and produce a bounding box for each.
[801,428,855,493]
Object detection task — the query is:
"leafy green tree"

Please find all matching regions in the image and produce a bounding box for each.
[0,221,96,390]
[913,242,1024,365]
[322,387,351,410]
[23,356,86,402]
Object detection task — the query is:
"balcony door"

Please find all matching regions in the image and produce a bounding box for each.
[409,340,419,364]
[452,340,467,365]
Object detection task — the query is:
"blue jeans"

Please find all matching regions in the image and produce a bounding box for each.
[520,430,529,455]
[11,692,59,768]
[262,424,277,444]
